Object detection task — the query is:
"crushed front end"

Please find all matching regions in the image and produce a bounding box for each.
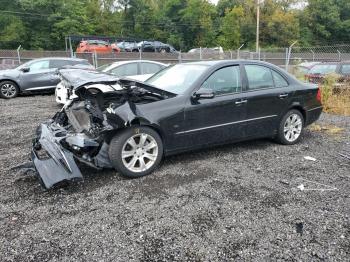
[31,72,174,189]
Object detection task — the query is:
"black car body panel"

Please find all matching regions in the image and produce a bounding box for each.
[32,60,322,189]
[32,122,84,188]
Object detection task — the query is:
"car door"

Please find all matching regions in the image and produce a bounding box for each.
[19,59,55,91]
[178,65,248,148]
[49,59,73,86]
[242,64,293,137]
[142,42,155,52]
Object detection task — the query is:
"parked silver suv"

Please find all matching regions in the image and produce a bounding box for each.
[0,57,92,99]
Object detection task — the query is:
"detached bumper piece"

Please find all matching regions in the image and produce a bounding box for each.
[32,123,83,189]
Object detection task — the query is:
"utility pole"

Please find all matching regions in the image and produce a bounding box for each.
[256,0,261,53]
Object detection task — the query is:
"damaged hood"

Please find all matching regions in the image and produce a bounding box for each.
[58,69,176,97]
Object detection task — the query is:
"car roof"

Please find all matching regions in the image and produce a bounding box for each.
[108,60,167,66]
[29,57,88,62]
[183,60,274,66]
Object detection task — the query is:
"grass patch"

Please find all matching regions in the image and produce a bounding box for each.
[320,74,350,116]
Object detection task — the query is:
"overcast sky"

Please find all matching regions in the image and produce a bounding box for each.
[208,0,219,5]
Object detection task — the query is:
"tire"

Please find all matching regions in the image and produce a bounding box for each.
[0,81,19,99]
[109,126,163,178]
[276,109,304,145]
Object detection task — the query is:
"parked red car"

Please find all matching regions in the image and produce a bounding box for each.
[305,61,350,83]
[76,40,120,54]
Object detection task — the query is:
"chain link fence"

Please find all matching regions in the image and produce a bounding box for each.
[1,44,350,71]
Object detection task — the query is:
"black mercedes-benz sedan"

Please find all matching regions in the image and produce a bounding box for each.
[32,60,322,189]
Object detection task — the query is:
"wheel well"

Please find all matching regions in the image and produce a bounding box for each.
[106,124,165,153]
[0,79,20,90]
[290,106,306,123]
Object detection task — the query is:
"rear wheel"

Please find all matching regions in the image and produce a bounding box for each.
[276,109,304,145]
[109,126,163,178]
[0,81,19,99]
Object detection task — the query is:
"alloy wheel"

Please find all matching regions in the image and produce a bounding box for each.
[283,114,303,142]
[1,83,17,98]
[121,133,159,173]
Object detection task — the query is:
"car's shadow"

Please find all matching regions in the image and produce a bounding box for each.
[14,130,318,196]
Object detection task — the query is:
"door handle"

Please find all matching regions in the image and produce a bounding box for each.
[235,99,248,105]
[278,93,289,98]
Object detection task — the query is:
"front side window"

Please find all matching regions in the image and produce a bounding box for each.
[110,63,138,77]
[245,65,274,90]
[28,60,49,72]
[201,66,241,95]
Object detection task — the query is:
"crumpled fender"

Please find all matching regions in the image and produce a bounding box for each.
[32,123,83,189]
[106,101,153,128]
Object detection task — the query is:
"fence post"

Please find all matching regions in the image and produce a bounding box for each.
[16,45,21,64]
[237,44,244,59]
[69,36,73,58]
[139,49,142,60]
[178,50,182,63]
[200,47,202,60]
[286,41,297,72]
[94,51,98,68]
[337,50,341,61]
[311,50,315,62]
[285,48,289,69]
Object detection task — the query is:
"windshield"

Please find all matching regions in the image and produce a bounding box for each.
[309,64,337,74]
[145,64,208,94]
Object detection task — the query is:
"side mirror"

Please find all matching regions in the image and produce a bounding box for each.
[20,67,30,73]
[192,88,215,100]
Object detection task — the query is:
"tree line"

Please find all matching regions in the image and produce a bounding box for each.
[1,0,350,51]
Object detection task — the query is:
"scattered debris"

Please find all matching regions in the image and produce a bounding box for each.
[308,124,345,135]
[295,222,304,235]
[339,143,350,160]
[296,178,338,191]
[279,180,290,185]
[304,156,317,161]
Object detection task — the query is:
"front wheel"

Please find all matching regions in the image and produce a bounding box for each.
[108,127,163,178]
[0,81,19,99]
[276,109,304,145]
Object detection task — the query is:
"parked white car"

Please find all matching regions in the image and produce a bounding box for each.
[55,60,167,104]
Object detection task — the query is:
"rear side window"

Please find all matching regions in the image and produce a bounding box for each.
[201,66,241,95]
[110,63,138,77]
[69,60,90,66]
[141,63,163,74]
[50,59,91,69]
[50,60,70,69]
[272,70,288,87]
[245,65,274,90]
[341,64,350,74]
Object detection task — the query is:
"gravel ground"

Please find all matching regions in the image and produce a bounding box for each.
[0,95,349,261]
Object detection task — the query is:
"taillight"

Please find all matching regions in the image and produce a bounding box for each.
[316,86,322,103]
